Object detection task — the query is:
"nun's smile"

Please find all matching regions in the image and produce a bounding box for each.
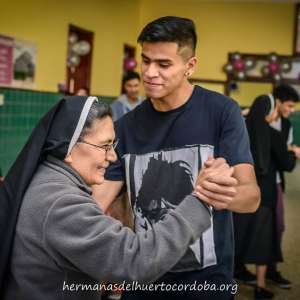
[64,117,117,186]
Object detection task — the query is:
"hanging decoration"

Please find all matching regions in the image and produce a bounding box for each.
[124,57,138,71]
[222,52,257,81]
[67,32,91,68]
[66,32,92,93]
[261,52,292,83]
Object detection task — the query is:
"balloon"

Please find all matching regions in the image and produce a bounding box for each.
[245,57,257,70]
[234,71,246,81]
[272,73,282,83]
[261,65,270,76]
[268,52,278,62]
[222,63,234,74]
[280,61,292,73]
[268,62,280,74]
[72,40,91,56]
[233,59,245,71]
[68,32,78,44]
[124,57,138,71]
[230,52,242,61]
[67,54,81,67]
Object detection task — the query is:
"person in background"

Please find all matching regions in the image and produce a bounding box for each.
[234,84,300,290]
[0,96,215,299]
[266,84,300,288]
[110,71,144,121]
[76,86,90,96]
[233,95,300,299]
[92,16,260,300]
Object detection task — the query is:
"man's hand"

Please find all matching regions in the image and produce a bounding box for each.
[193,155,238,210]
[288,144,300,159]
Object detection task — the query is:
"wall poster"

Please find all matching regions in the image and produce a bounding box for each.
[0,33,37,89]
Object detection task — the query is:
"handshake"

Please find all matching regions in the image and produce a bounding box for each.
[193,155,237,210]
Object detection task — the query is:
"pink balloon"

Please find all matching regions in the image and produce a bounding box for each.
[268,62,279,74]
[233,60,245,71]
[124,57,138,71]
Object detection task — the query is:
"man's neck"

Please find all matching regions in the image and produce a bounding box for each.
[150,83,194,112]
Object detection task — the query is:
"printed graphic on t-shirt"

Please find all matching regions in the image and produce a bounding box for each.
[124,145,217,272]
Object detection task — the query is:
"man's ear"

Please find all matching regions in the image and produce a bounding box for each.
[186,57,197,77]
[275,98,281,108]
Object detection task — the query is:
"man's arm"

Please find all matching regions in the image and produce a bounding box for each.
[228,164,260,212]
[91,180,124,212]
[194,163,260,213]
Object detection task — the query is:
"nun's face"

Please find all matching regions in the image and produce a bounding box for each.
[64,117,117,186]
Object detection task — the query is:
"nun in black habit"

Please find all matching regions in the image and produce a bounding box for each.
[0,96,211,300]
[233,95,297,298]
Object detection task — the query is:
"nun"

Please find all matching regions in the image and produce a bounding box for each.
[233,95,298,299]
[0,96,212,300]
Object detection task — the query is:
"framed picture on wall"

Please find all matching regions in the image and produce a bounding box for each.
[294,4,300,55]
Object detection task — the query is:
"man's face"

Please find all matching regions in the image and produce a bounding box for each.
[140,42,191,102]
[276,99,296,118]
[123,78,141,101]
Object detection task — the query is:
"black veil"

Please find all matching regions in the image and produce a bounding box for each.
[0,95,97,289]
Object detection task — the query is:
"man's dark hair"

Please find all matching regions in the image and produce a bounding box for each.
[123,71,140,84]
[273,84,299,103]
[137,16,197,57]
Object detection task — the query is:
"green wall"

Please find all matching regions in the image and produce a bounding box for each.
[0,89,114,176]
[289,111,300,146]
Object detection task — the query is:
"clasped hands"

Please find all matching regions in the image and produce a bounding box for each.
[193,155,237,210]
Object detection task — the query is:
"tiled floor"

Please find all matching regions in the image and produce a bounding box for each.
[235,162,300,300]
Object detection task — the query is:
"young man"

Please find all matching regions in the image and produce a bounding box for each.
[110,71,144,121]
[92,16,260,300]
[234,84,300,289]
[264,84,300,291]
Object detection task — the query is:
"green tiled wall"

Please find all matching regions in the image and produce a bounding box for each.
[0,89,115,176]
[0,89,64,176]
[289,111,300,146]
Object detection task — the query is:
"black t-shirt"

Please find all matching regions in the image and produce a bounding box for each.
[105,85,253,298]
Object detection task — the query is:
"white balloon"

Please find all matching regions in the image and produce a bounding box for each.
[67,54,81,67]
[234,71,246,81]
[223,63,234,74]
[280,61,292,73]
[68,32,78,44]
[272,73,282,83]
[268,52,278,62]
[72,40,91,56]
[230,52,242,61]
[245,57,256,70]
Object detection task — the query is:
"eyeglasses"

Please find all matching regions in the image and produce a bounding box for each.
[77,139,119,156]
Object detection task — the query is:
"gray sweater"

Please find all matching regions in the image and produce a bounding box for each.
[3,155,211,300]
